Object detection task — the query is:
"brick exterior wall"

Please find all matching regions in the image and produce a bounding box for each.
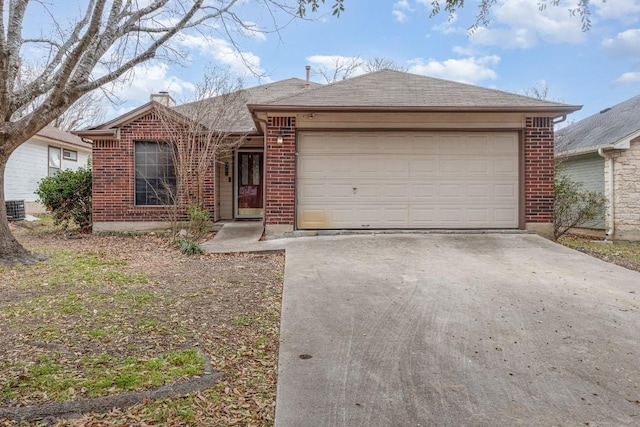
[92,110,215,223]
[524,117,555,224]
[264,116,296,225]
[95,111,555,230]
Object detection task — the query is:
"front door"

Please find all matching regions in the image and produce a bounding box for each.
[236,151,263,217]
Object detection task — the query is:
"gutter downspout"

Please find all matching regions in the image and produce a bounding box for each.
[598,148,614,239]
[553,115,567,126]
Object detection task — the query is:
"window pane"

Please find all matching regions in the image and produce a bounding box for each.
[134,141,176,205]
[253,155,260,185]
[48,147,61,176]
[241,155,249,185]
[63,149,77,160]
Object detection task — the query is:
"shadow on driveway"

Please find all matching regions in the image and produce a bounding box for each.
[276,234,640,427]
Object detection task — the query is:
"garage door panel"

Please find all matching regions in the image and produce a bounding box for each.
[297,131,519,229]
[383,184,411,199]
[410,159,437,175]
[411,183,437,199]
[384,158,411,175]
[495,158,518,174]
[494,183,517,198]
[468,159,490,173]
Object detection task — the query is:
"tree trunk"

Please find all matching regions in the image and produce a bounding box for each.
[0,157,47,266]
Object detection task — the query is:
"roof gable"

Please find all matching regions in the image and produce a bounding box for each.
[556,94,640,155]
[253,69,579,114]
[76,78,320,138]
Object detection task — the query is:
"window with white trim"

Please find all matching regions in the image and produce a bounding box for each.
[63,149,78,161]
[48,146,61,176]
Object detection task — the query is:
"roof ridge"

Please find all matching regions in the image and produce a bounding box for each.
[258,69,571,107]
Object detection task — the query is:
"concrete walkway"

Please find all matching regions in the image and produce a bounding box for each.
[201,221,285,253]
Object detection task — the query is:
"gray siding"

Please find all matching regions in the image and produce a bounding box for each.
[558,154,605,229]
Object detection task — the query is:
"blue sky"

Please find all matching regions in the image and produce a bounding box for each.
[104,0,640,125]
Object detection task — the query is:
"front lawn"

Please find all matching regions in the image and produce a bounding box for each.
[1,221,284,426]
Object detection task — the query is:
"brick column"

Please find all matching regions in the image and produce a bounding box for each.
[524,117,554,237]
[264,116,296,235]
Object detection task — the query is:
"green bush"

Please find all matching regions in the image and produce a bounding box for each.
[554,172,606,241]
[186,205,210,239]
[176,239,203,255]
[36,164,92,232]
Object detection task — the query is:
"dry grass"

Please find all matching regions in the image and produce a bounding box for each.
[559,234,640,273]
[1,220,284,426]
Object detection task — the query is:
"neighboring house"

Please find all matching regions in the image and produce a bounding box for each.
[75,69,580,238]
[556,94,640,241]
[5,125,92,214]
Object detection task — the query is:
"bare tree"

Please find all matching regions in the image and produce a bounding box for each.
[524,81,550,101]
[51,92,108,131]
[13,65,107,131]
[362,57,405,73]
[155,69,248,224]
[313,56,363,83]
[0,0,344,266]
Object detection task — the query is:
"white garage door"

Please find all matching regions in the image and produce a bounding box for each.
[297,131,519,229]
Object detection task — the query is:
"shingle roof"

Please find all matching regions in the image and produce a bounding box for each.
[37,125,91,149]
[556,94,640,155]
[255,69,578,112]
[173,78,320,131]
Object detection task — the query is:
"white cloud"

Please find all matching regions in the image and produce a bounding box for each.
[393,10,408,23]
[602,29,640,58]
[452,45,475,56]
[611,71,640,86]
[431,12,463,35]
[407,55,500,84]
[462,0,586,49]
[596,0,640,24]
[393,0,412,23]
[470,27,538,49]
[176,33,264,76]
[110,63,196,104]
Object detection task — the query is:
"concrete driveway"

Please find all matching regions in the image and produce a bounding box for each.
[275,233,640,426]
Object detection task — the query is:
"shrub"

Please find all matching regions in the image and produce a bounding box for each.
[186,206,210,239]
[36,164,92,232]
[554,172,606,241]
[177,239,203,255]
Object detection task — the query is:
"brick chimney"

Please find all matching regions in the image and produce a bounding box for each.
[150,91,175,107]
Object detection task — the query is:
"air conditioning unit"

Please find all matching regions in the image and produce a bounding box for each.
[6,200,25,221]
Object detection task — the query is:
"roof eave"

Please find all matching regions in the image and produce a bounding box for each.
[247,104,582,118]
[555,144,614,158]
[72,129,119,140]
[556,128,640,158]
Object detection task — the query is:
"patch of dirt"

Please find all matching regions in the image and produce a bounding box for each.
[1,223,284,426]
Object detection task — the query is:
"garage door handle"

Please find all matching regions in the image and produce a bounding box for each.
[352,187,357,194]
